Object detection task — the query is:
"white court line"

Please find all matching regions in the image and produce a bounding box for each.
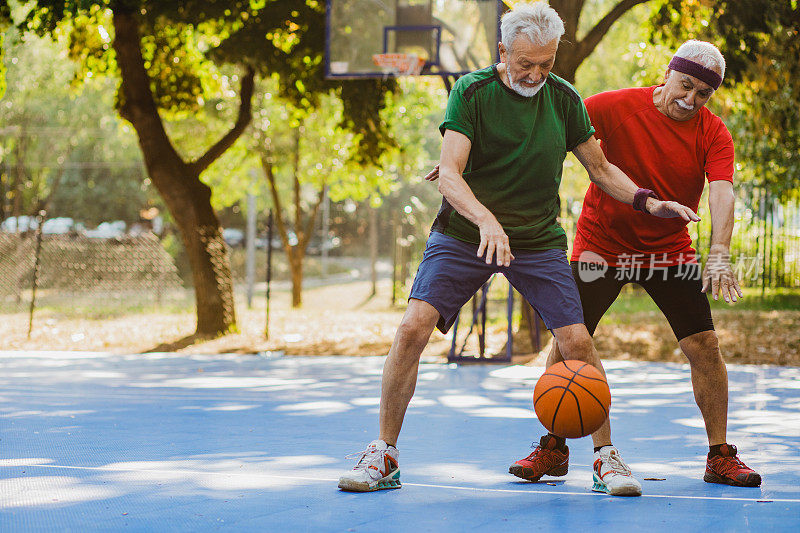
[9,463,800,504]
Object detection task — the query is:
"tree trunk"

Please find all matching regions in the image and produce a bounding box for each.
[288,247,304,308]
[261,150,326,310]
[112,8,254,336]
[172,177,237,335]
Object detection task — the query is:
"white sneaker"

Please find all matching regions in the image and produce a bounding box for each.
[592,446,642,496]
[338,439,401,492]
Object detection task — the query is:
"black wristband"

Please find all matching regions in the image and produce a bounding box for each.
[633,188,658,213]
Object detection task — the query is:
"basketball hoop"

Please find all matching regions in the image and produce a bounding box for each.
[372,53,426,76]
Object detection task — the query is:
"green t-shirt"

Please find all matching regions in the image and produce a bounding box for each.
[434,65,595,250]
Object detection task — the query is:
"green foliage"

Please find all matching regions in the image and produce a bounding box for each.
[0,33,5,99]
[574,2,673,98]
[9,0,396,166]
[196,74,444,224]
[210,0,399,166]
[375,76,446,208]
[0,28,148,223]
[649,0,800,198]
[1,0,432,245]
[651,1,799,85]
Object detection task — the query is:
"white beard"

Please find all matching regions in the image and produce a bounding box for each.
[509,77,547,98]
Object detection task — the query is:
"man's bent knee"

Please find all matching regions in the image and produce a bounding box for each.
[680,330,722,365]
[552,323,595,361]
[400,299,439,330]
[392,299,439,351]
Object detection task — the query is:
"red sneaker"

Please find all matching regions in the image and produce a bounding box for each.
[704,444,762,487]
[509,435,569,481]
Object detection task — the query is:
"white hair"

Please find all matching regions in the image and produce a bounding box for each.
[673,40,726,79]
[501,2,565,50]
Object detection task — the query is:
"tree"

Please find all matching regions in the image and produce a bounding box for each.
[3,0,396,336]
[253,88,401,308]
[256,92,349,308]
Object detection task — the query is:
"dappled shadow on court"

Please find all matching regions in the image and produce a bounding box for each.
[1,352,799,530]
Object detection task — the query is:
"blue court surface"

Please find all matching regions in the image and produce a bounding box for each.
[1,351,799,532]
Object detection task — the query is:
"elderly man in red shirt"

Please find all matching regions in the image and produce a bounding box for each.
[509,39,762,492]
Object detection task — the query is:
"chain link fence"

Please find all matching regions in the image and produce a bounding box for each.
[555,192,800,290]
[1,189,797,330]
[0,232,187,319]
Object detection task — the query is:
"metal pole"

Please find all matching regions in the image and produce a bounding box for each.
[449,310,460,361]
[391,210,398,305]
[479,284,487,356]
[768,193,774,288]
[321,184,329,278]
[246,192,257,308]
[27,210,46,339]
[265,209,274,339]
[506,284,514,361]
[759,185,767,298]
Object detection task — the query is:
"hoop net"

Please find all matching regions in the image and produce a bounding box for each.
[371,53,425,76]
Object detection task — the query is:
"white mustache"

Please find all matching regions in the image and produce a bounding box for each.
[675,100,694,110]
[509,76,546,97]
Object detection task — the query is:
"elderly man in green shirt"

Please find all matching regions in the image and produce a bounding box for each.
[338,1,697,496]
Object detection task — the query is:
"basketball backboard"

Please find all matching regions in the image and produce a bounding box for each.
[326,0,503,78]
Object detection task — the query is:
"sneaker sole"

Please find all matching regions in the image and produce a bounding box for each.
[703,470,761,487]
[509,462,568,482]
[338,470,402,492]
[592,473,642,497]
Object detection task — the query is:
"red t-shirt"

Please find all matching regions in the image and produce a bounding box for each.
[571,86,734,266]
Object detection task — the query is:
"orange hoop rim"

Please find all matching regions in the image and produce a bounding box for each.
[371,53,426,76]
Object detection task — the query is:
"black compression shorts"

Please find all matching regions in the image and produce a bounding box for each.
[571,262,714,341]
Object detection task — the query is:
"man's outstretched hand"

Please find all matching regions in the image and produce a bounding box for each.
[702,245,743,304]
[477,214,514,267]
[646,198,701,222]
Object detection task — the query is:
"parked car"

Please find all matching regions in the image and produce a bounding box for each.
[84,221,126,239]
[307,236,341,255]
[0,216,81,234]
[1,216,38,232]
[42,217,79,235]
[222,228,245,247]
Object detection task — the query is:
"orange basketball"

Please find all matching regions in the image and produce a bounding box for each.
[533,360,611,439]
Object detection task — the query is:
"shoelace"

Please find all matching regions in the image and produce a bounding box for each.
[524,443,561,468]
[345,447,381,470]
[524,446,544,462]
[604,450,632,475]
[713,454,749,476]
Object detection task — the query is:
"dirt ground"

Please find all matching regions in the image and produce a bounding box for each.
[1,280,798,366]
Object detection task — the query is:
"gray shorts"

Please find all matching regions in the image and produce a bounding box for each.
[409,231,584,333]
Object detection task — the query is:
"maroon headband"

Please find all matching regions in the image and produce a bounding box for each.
[668,56,722,89]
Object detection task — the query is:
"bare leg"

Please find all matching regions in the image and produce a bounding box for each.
[378,298,439,446]
[549,326,612,448]
[678,330,728,445]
